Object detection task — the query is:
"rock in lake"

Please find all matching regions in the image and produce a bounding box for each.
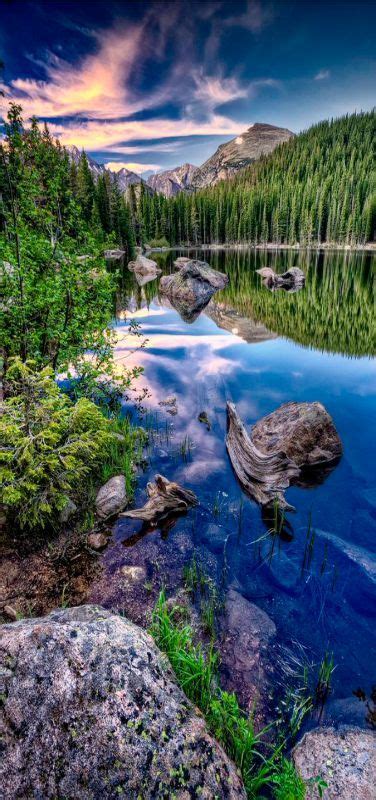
[159,260,228,322]
[0,605,246,800]
[95,475,127,519]
[128,254,162,276]
[226,401,342,511]
[104,248,125,260]
[256,266,305,291]
[292,726,376,800]
[173,256,191,268]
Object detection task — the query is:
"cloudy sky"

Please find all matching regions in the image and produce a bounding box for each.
[0,0,375,175]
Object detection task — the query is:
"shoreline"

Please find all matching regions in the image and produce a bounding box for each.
[146,241,376,254]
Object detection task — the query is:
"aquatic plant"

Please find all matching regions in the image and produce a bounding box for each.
[315,651,335,706]
[150,591,307,799]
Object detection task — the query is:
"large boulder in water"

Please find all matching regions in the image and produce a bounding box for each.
[226,401,342,510]
[159,260,228,322]
[292,726,376,800]
[0,605,246,800]
[128,254,162,276]
[251,401,342,468]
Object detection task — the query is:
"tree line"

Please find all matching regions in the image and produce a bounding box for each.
[137,111,375,246]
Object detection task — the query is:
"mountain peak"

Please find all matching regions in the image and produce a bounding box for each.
[191,122,294,189]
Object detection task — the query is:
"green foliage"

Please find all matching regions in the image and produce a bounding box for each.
[147,236,170,248]
[272,758,306,800]
[0,104,136,377]
[137,111,375,246]
[150,591,307,799]
[0,359,114,529]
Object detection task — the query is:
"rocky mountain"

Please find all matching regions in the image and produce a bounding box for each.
[69,122,294,198]
[191,123,294,189]
[68,146,153,195]
[147,163,198,197]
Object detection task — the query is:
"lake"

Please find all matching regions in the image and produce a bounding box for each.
[92,248,376,728]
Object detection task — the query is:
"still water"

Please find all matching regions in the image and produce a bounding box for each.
[107,249,376,726]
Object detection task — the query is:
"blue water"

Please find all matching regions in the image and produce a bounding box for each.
[110,249,376,725]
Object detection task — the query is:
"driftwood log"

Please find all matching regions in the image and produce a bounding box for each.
[121,474,198,525]
[226,403,299,510]
[226,401,342,511]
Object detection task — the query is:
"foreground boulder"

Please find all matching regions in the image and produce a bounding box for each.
[159,260,228,322]
[0,606,245,800]
[226,401,342,510]
[95,475,127,519]
[256,266,305,291]
[293,726,376,799]
[128,254,162,276]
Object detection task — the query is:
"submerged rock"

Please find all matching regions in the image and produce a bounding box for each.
[95,475,127,519]
[0,605,246,800]
[220,589,276,724]
[226,401,342,510]
[159,260,228,322]
[128,254,162,276]
[292,726,376,800]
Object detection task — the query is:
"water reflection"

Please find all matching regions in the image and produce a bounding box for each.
[102,248,376,725]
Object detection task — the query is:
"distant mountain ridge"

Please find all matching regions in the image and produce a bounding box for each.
[68,122,294,198]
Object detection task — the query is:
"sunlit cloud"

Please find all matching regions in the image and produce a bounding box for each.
[192,71,249,106]
[46,114,244,151]
[314,69,331,81]
[104,161,161,173]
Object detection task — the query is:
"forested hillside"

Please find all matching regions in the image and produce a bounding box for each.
[138,112,375,246]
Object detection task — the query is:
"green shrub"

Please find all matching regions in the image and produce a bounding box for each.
[0,359,115,530]
[146,236,170,248]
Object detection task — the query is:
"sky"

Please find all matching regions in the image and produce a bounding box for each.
[0,0,375,176]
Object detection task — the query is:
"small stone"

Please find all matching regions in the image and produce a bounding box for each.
[4,605,18,621]
[59,498,77,524]
[87,533,108,551]
[95,475,127,519]
[121,566,146,585]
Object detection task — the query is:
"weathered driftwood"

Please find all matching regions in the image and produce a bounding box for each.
[226,403,299,510]
[226,401,342,511]
[121,474,198,525]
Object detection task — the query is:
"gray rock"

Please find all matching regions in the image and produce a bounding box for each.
[95,475,127,519]
[173,256,192,268]
[128,255,162,276]
[159,260,228,323]
[59,497,77,523]
[0,605,246,800]
[256,266,305,291]
[220,589,276,721]
[87,532,109,551]
[292,726,376,800]
[104,249,125,260]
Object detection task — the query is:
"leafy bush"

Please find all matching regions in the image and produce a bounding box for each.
[146,237,170,248]
[0,359,115,530]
